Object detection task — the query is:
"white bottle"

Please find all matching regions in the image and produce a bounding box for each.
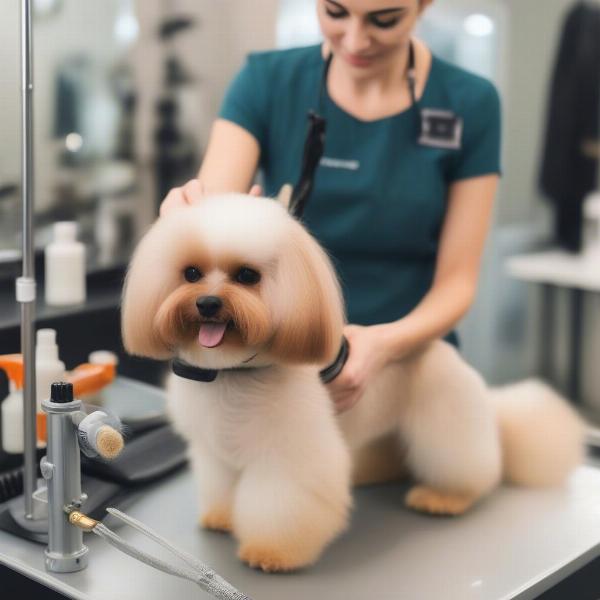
[36,328,66,410]
[45,221,86,306]
[86,350,119,405]
[2,381,24,454]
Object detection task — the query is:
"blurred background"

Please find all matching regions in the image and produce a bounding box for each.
[0,0,599,423]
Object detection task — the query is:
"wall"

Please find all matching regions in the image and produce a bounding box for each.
[498,0,573,227]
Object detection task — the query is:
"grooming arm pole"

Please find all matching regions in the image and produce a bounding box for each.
[19,0,38,520]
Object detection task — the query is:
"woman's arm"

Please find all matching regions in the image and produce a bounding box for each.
[160,119,260,215]
[381,173,499,357]
[198,119,260,193]
[328,173,498,412]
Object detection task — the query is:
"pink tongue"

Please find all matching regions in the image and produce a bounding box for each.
[198,322,227,348]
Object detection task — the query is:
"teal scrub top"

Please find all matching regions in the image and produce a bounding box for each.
[219,45,501,336]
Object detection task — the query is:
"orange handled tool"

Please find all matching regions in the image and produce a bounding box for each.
[0,354,116,444]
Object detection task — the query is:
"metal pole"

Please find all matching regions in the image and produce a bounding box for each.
[19,0,38,519]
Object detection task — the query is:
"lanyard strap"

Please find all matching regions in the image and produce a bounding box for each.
[69,509,251,600]
[289,52,332,218]
[406,40,417,107]
[289,41,416,219]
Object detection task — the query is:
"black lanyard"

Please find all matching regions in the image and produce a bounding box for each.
[288,53,333,218]
[289,42,416,219]
[288,42,464,219]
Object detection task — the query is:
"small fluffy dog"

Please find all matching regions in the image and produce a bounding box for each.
[122,193,584,572]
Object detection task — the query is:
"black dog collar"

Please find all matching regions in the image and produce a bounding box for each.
[171,359,268,382]
[318,336,349,384]
[171,336,350,384]
[172,359,220,382]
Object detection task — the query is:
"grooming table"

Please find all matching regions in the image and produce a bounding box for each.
[1,378,600,600]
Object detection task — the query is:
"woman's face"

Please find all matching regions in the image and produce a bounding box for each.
[317,0,431,74]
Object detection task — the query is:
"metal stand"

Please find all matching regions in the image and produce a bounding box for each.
[41,389,89,573]
[17,0,40,523]
[0,0,71,545]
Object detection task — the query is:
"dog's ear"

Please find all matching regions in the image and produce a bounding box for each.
[121,222,177,360]
[275,184,293,210]
[269,223,345,365]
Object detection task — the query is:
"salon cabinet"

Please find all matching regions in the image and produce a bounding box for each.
[0,563,69,599]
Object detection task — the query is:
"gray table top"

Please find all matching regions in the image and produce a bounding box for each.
[2,466,600,600]
[1,378,600,600]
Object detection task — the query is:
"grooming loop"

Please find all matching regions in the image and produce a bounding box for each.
[69,508,251,600]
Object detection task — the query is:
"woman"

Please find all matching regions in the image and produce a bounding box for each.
[161,0,501,414]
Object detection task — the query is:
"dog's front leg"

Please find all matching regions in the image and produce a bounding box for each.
[232,455,351,572]
[188,443,239,533]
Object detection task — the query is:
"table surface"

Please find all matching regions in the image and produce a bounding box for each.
[1,379,600,600]
[506,249,600,291]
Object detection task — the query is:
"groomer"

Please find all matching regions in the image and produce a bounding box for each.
[160,0,501,413]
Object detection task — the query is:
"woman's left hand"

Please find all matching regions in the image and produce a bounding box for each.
[325,324,392,414]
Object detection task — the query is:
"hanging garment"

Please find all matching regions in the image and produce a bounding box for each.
[539,1,600,252]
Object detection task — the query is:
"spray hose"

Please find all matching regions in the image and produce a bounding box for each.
[69,508,251,600]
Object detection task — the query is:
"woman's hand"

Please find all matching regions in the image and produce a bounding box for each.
[325,324,394,414]
[159,179,263,217]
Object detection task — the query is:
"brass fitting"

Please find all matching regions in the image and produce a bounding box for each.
[69,511,99,532]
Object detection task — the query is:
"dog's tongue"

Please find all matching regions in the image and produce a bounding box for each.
[198,322,227,348]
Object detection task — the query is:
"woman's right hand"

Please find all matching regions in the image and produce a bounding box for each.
[159,179,263,217]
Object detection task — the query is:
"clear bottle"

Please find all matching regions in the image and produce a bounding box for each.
[44,221,86,306]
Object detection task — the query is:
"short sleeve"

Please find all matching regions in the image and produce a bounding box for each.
[218,54,270,148]
[448,81,502,181]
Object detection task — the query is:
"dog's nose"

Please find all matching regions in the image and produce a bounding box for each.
[196,295,223,318]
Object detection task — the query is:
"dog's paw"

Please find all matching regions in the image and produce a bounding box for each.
[405,485,476,516]
[238,541,313,573]
[199,506,233,533]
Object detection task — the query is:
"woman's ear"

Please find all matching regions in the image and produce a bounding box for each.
[268,223,345,365]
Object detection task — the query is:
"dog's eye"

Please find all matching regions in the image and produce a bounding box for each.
[183,266,203,283]
[236,267,261,285]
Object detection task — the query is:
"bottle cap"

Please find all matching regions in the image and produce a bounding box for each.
[88,350,119,366]
[50,381,73,403]
[53,221,78,243]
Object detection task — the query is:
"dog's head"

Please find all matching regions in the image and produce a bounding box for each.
[121,194,345,369]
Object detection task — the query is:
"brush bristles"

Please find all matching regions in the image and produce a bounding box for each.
[96,426,124,459]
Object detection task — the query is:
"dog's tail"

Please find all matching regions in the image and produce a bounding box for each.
[490,379,586,486]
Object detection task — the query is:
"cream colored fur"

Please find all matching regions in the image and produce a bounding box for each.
[122,193,585,572]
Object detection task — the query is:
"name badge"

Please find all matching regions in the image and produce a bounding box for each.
[418,108,463,150]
